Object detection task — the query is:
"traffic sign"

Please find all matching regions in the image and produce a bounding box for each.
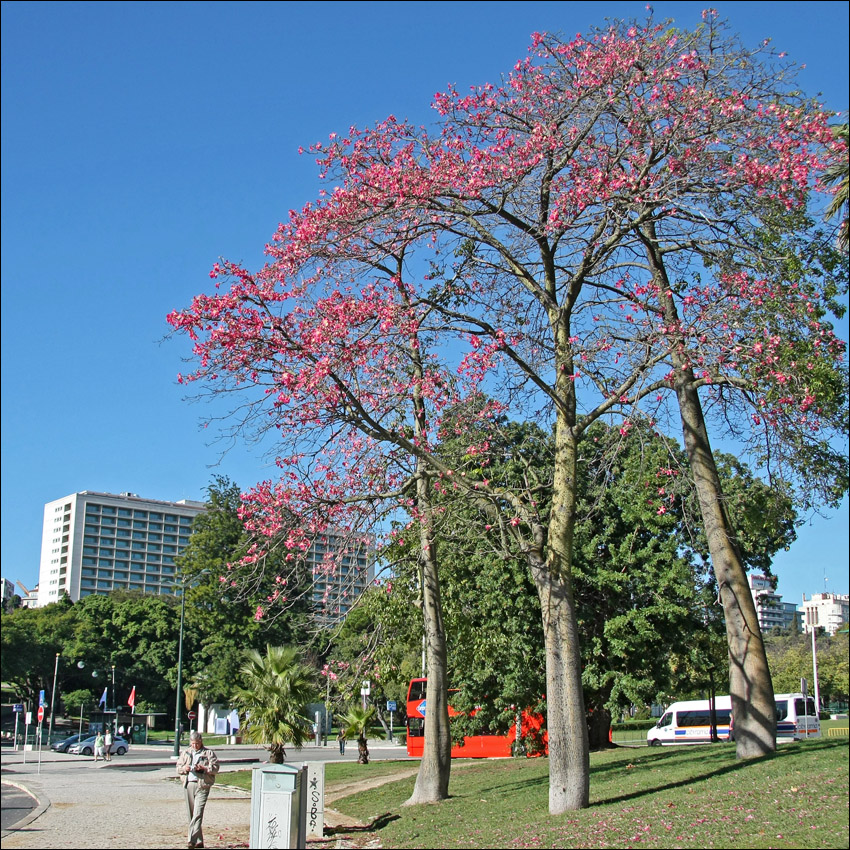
[37,706,45,723]
[187,711,197,720]
[13,703,24,713]
[387,700,397,712]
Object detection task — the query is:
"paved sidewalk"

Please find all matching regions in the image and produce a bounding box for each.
[0,744,407,849]
[1,765,252,849]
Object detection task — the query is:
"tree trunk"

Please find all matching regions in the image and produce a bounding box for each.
[528,552,590,812]
[526,404,590,812]
[358,735,370,764]
[642,225,776,758]
[405,466,452,804]
[504,291,593,814]
[587,703,615,751]
[374,707,391,740]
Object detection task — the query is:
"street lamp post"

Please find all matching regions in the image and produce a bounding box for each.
[172,584,188,759]
[172,570,209,759]
[47,652,60,743]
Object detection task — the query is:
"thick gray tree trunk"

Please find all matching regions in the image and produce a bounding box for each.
[526,337,590,813]
[642,226,776,758]
[405,336,452,804]
[405,475,452,803]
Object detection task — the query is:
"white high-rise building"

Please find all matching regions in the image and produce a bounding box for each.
[747,573,799,632]
[36,491,206,606]
[801,592,850,636]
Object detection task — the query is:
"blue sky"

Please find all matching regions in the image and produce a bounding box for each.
[2,1,848,605]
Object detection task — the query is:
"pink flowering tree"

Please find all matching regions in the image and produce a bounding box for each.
[171,12,846,813]
[172,249,459,801]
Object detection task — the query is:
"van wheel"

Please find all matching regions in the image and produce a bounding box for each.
[649,739,662,747]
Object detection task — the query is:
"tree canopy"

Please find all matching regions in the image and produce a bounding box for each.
[170,11,846,812]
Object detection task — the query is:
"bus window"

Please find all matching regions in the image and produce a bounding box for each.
[775,700,789,721]
[408,680,426,701]
[407,717,424,738]
[794,698,817,717]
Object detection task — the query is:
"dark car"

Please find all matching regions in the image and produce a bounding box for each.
[51,733,84,753]
[69,734,130,756]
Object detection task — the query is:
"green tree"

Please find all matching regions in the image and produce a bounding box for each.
[232,645,316,763]
[61,687,95,715]
[0,598,76,705]
[367,418,798,749]
[765,631,849,707]
[178,476,313,704]
[339,704,376,764]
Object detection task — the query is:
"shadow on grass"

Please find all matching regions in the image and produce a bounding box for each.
[593,737,843,807]
[324,812,401,835]
[455,737,844,806]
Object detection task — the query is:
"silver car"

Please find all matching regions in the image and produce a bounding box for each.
[69,734,130,756]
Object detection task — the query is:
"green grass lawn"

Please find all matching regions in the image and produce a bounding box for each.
[320,739,848,849]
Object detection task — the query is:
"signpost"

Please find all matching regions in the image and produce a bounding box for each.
[37,705,45,774]
[13,704,23,751]
[387,700,397,741]
[187,710,197,731]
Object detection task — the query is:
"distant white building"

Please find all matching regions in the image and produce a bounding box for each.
[1,577,14,603]
[34,489,378,628]
[747,573,799,632]
[36,491,206,606]
[801,592,850,636]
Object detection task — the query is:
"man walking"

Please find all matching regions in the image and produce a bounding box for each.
[176,731,220,849]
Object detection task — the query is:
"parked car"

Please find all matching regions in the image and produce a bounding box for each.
[51,733,84,753]
[69,735,130,756]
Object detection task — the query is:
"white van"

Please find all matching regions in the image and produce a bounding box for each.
[772,692,820,741]
[648,692,820,746]
[647,696,732,746]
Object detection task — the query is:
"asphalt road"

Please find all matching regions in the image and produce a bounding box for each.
[1,785,37,831]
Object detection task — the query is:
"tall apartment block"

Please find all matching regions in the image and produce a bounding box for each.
[309,529,375,626]
[37,491,206,606]
[747,573,800,632]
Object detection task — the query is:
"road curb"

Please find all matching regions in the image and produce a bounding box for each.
[0,780,51,840]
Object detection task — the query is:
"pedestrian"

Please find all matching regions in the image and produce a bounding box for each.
[176,730,220,850]
[337,726,347,755]
[104,726,113,762]
[94,731,105,762]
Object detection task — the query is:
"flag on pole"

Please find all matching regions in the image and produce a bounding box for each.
[98,687,107,708]
[128,686,136,712]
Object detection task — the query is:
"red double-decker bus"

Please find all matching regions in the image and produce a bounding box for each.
[405,677,547,758]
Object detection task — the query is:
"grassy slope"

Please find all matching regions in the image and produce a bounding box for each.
[330,739,848,849]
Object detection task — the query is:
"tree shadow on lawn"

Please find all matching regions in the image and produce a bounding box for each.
[592,738,841,808]
[462,738,840,805]
[324,812,401,835]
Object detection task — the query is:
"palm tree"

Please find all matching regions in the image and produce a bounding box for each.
[232,645,316,763]
[339,704,376,764]
[822,121,849,252]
